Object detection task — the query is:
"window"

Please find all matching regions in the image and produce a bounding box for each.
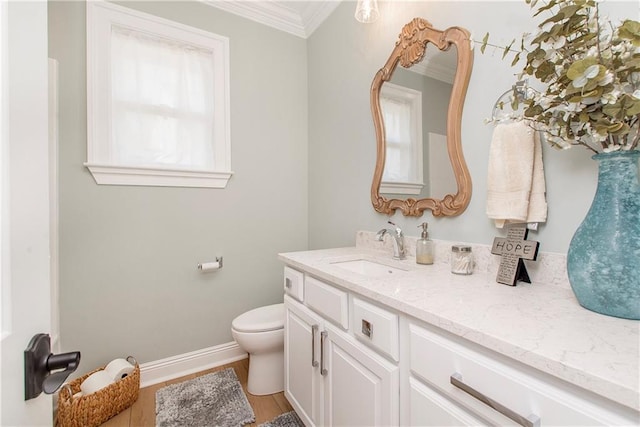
[86,1,231,188]
[380,83,423,195]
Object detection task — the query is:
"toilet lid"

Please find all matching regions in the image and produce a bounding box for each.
[232,303,284,333]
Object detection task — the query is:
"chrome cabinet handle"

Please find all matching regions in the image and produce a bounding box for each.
[285,278,292,289]
[311,325,319,368]
[361,319,372,338]
[450,373,540,427]
[320,331,328,376]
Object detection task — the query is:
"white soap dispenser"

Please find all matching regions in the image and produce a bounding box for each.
[416,222,434,265]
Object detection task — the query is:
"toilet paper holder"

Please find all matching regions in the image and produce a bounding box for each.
[197,256,223,271]
[24,333,81,400]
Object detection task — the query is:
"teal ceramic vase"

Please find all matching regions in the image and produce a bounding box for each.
[567,150,640,320]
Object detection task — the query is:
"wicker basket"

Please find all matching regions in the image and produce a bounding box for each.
[56,356,140,427]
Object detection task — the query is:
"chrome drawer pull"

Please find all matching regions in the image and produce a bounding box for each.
[450,373,540,427]
[361,319,373,338]
[320,331,328,376]
[311,325,319,368]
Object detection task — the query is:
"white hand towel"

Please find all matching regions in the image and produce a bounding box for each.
[527,131,548,224]
[486,121,547,228]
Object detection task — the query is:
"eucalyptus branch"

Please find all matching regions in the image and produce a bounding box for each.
[475,35,528,60]
[630,116,640,149]
[584,144,600,154]
[574,138,600,153]
[595,3,602,63]
[480,0,639,153]
[606,134,614,149]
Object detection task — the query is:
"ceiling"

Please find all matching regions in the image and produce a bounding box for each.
[201,0,456,83]
[201,0,343,38]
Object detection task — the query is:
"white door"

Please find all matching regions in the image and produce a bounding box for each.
[1,1,53,425]
[322,323,399,427]
[284,296,323,427]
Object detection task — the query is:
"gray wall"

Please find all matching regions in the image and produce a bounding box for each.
[51,0,635,370]
[308,1,633,253]
[49,1,308,370]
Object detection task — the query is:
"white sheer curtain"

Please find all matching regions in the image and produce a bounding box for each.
[111,26,215,170]
[381,96,412,182]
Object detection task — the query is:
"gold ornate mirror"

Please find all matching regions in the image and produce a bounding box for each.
[371,18,473,217]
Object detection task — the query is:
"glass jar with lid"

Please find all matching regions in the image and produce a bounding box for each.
[451,245,473,275]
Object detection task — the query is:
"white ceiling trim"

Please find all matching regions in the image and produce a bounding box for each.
[298,1,342,37]
[201,1,341,39]
[410,61,455,85]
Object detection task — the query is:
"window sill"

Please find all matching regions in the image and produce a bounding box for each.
[85,163,233,188]
[380,181,424,195]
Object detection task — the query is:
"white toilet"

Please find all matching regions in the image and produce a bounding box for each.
[231,303,285,395]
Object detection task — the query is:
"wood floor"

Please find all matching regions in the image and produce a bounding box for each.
[100,358,293,427]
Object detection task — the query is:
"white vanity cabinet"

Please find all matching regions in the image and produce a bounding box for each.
[322,321,398,426]
[407,376,487,426]
[406,320,638,427]
[282,255,639,427]
[284,295,323,426]
[283,269,400,427]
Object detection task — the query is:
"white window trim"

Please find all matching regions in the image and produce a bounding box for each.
[85,163,233,188]
[380,181,425,195]
[0,0,10,340]
[86,1,232,188]
[380,82,424,195]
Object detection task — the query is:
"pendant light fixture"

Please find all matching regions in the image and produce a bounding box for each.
[355,0,379,23]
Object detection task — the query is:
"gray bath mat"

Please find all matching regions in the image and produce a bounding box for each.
[155,368,255,427]
[259,411,304,427]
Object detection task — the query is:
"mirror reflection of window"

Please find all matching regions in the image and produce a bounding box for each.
[382,97,411,181]
[380,83,424,195]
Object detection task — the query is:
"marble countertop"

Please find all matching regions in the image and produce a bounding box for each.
[279,246,640,412]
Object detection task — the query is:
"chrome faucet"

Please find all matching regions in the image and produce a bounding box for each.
[376,221,406,260]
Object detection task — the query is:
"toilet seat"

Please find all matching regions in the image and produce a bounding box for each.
[232,303,284,333]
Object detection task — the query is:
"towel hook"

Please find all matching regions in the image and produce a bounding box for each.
[491,80,529,122]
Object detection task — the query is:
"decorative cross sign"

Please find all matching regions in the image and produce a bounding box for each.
[491,224,540,286]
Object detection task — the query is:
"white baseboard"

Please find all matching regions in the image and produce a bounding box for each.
[139,341,247,388]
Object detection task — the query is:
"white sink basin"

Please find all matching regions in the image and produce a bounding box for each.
[331,259,407,276]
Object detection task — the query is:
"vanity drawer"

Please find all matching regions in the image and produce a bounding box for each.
[353,297,399,362]
[409,322,632,427]
[284,266,304,302]
[305,276,348,329]
[409,376,486,426]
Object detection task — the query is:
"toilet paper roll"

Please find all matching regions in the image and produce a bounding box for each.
[104,358,135,381]
[198,261,220,272]
[80,371,114,396]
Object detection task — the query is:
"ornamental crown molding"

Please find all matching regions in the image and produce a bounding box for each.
[410,60,455,84]
[200,0,341,38]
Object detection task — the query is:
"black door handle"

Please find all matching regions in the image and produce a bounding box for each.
[24,333,81,400]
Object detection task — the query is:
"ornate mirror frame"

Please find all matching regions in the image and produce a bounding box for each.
[371,18,473,217]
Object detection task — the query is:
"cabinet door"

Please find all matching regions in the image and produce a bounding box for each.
[409,377,487,426]
[284,296,323,427]
[322,323,399,427]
